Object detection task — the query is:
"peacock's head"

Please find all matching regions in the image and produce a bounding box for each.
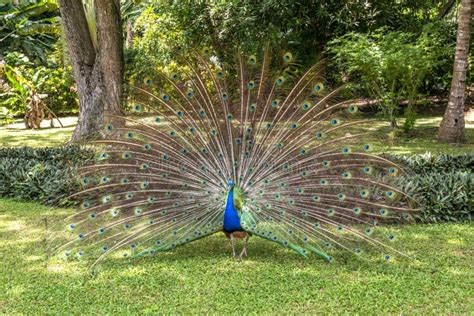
[228,179,235,188]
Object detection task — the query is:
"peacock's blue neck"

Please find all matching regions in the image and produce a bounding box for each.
[223,188,242,232]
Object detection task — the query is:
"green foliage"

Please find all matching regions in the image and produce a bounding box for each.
[0,0,60,64]
[0,146,94,205]
[0,145,471,224]
[327,22,455,131]
[390,153,474,222]
[0,53,78,116]
[142,1,444,62]
[0,106,14,125]
[1,200,473,314]
[389,152,474,174]
[40,66,78,114]
[401,172,473,223]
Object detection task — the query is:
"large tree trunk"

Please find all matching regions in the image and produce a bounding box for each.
[58,0,123,141]
[438,0,471,143]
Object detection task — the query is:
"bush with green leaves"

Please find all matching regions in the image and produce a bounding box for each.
[0,147,471,222]
[0,146,94,206]
[0,53,77,116]
[327,22,455,132]
[392,153,473,222]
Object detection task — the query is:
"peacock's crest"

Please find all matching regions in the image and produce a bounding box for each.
[50,49,419,266]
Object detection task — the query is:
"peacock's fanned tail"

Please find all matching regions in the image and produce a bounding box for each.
[51,49,419,265]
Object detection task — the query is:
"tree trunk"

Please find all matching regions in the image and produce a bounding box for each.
[126,20,134,48]
[438,0,471,143]
[58,0,123,141]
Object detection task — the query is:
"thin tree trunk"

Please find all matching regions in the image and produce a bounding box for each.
[438,0,471,143]
[126,20,134,48]
[58,0,123,141]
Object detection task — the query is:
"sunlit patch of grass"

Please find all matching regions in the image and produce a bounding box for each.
[0,198,473,314]
[1,115,473,154]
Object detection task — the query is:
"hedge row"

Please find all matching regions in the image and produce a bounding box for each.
[0,147,472,222]
[0,146,94,206]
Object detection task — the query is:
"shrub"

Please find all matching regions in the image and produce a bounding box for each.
[398,172,473,222]
[391,152,474,222]
[0,147,471,222]
[0,146,94,206]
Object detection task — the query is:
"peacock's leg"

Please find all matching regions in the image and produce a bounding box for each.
[238,235,250,259]
[230,233,236,257]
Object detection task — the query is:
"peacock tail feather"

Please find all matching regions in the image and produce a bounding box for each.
[50,49,419,266]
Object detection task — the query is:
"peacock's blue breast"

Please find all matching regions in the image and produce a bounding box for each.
[223,189,242,232]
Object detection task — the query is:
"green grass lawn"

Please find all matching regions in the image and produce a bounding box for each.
[1,115,473,154]
[1,199,472,314]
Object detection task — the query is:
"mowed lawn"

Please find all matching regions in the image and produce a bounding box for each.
[0,199,473,314]
[1,115,474,154]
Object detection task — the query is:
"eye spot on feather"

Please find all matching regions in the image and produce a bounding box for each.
[379,208,388,216]
[342,146,351,154]
[365,227,374,235]
[348,104,358,113]
[388,167,398,175]
[176,111,184,118]
[126,132,135,139]
[106,123,113,131]
[290,122,298,129]
[199,110,206,117]
[144,77,152,85]
[186,90,194,98]
[327,208,335,216]
[271,99,280,108]
[248,55,257,64]
[322,160,330,167]
[313,83,324,93]
[353,207,362,215]
[249,103,257,112]
[143,144,152,150]
[283,52,293,62]
[171,73,179,81]
[315,131,324,139]
[320,179,328,185]
[276,76,285,86]
[301,101,311,110]
[337,193,346,200]
[133,104,142,113]
[216,70,224,78]
[133,207,142,216]
[155,117,161,123]
[360,190,370,198]
[363,144,370,151]
[247,80,255,89]
[121,152,131,159]
[161,94,170,102]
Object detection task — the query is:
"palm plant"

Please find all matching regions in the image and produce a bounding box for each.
[0,0,60,64]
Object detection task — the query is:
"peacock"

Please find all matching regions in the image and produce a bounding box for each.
[52,49,419,266]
